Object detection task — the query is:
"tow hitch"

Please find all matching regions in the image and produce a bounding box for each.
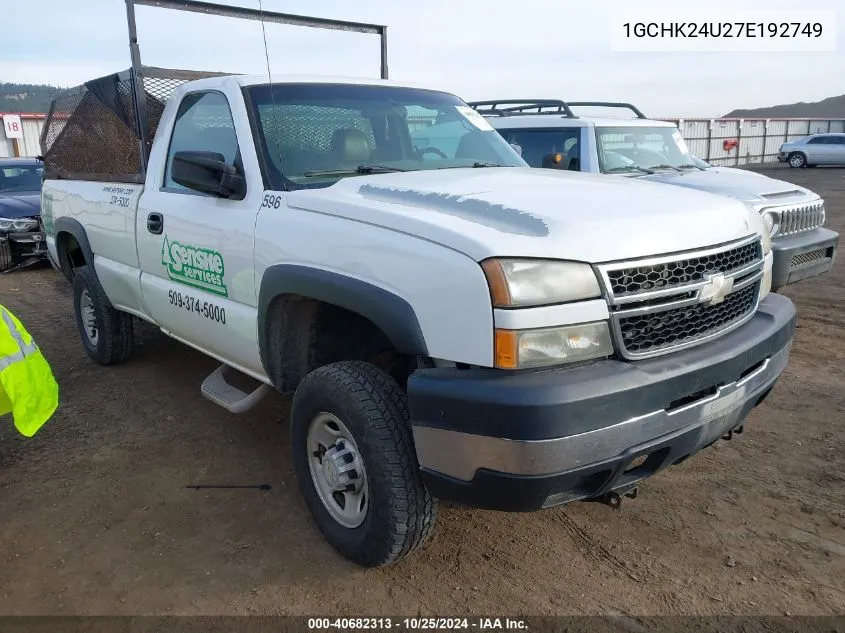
[591,486,638,510]
[722,425,744,441]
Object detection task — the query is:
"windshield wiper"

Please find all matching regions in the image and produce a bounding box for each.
[433,161,507,171]
[646,164,684,172]
[303,164,407,177]
[436,161,505,170]
[677,163,705,171]
[604,165,655,175]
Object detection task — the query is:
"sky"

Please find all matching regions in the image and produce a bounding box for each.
[1,0,842,117]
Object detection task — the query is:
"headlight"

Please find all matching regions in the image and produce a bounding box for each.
[761,210,779,237]
[0,217,39,232]
[481,258,601,307]
[494,321,614,369]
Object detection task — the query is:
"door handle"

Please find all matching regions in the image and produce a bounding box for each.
[147,212,163,235]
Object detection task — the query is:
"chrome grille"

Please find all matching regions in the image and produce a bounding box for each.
[596,236,765,360]
[775,201,825,236]
[606,240,761,296]
[791,248,828,268]
[618,283,758,355]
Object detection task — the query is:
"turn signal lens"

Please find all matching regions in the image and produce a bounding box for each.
[760,251,773,301]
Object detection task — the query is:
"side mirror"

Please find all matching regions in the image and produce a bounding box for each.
[171,151,245,199]
[509,143,522,156]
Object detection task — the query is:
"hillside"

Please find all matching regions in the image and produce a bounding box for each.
[723,94,845,119]
[0,81,61,114]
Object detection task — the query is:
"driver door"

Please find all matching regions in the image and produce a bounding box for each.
[136,88,266,378]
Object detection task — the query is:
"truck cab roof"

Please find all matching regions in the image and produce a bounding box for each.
[189,73,443,92]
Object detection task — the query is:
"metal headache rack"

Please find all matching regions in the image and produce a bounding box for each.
[466,99,647,119]
[39,0,389,183]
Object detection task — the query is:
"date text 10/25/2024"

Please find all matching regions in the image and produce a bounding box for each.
[308,618,528,630]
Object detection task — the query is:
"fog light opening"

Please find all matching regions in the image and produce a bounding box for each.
[624,454,649,474]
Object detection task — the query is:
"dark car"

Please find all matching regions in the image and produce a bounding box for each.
[0,157,48,272]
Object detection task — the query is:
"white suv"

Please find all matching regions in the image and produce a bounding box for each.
[470,99,839,291]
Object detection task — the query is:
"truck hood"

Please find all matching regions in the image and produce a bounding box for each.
[285,167,760,263]
[636,167,818,207]
[0,191,41,218]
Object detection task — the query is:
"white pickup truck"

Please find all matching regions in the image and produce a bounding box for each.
[39,8,796,568]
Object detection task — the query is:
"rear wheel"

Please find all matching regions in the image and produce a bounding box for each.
[788,152,806,168]
[290,360,437,567]
[72,265,134,365]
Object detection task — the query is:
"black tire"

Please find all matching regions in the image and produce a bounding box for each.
[72,265,134,365]
[788,152,806,168]
[0,238,12,272]
[290,360,437,567]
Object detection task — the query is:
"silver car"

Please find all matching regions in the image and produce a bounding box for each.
[778,133,845,168]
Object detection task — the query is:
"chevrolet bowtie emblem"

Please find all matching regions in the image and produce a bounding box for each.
[699,272,734,306]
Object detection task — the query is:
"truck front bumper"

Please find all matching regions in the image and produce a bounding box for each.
[771,227,838,290]
[407,294,796,512]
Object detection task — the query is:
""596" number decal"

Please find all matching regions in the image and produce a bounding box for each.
[261,193,282,209]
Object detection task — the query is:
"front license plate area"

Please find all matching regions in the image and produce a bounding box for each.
[700,384,747,424]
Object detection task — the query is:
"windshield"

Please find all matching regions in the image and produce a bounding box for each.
[246,83,527,190]
[595,126,698,174]
[0,164,43,192]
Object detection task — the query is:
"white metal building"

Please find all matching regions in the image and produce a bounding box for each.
[1,113,46,158]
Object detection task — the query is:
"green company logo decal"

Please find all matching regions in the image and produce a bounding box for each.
[41,193,55,235]
[161,235,228,297]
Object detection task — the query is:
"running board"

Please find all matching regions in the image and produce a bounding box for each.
[201,364,271,413]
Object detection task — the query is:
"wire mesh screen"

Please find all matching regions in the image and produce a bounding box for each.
[142,74,191,152]
[40,68,215,182]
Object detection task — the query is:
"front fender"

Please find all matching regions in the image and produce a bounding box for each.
[257,264,429,377]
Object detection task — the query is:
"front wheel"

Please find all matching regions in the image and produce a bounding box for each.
[788,152,806,168]
[290,360,437,567]
[72,265,134,365]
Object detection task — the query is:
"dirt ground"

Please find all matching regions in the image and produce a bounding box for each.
[0,165,843,618]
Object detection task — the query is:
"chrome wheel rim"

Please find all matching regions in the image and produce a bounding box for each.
[307,412,369,528]
[790,155,803,167]
[80,289,98,346]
